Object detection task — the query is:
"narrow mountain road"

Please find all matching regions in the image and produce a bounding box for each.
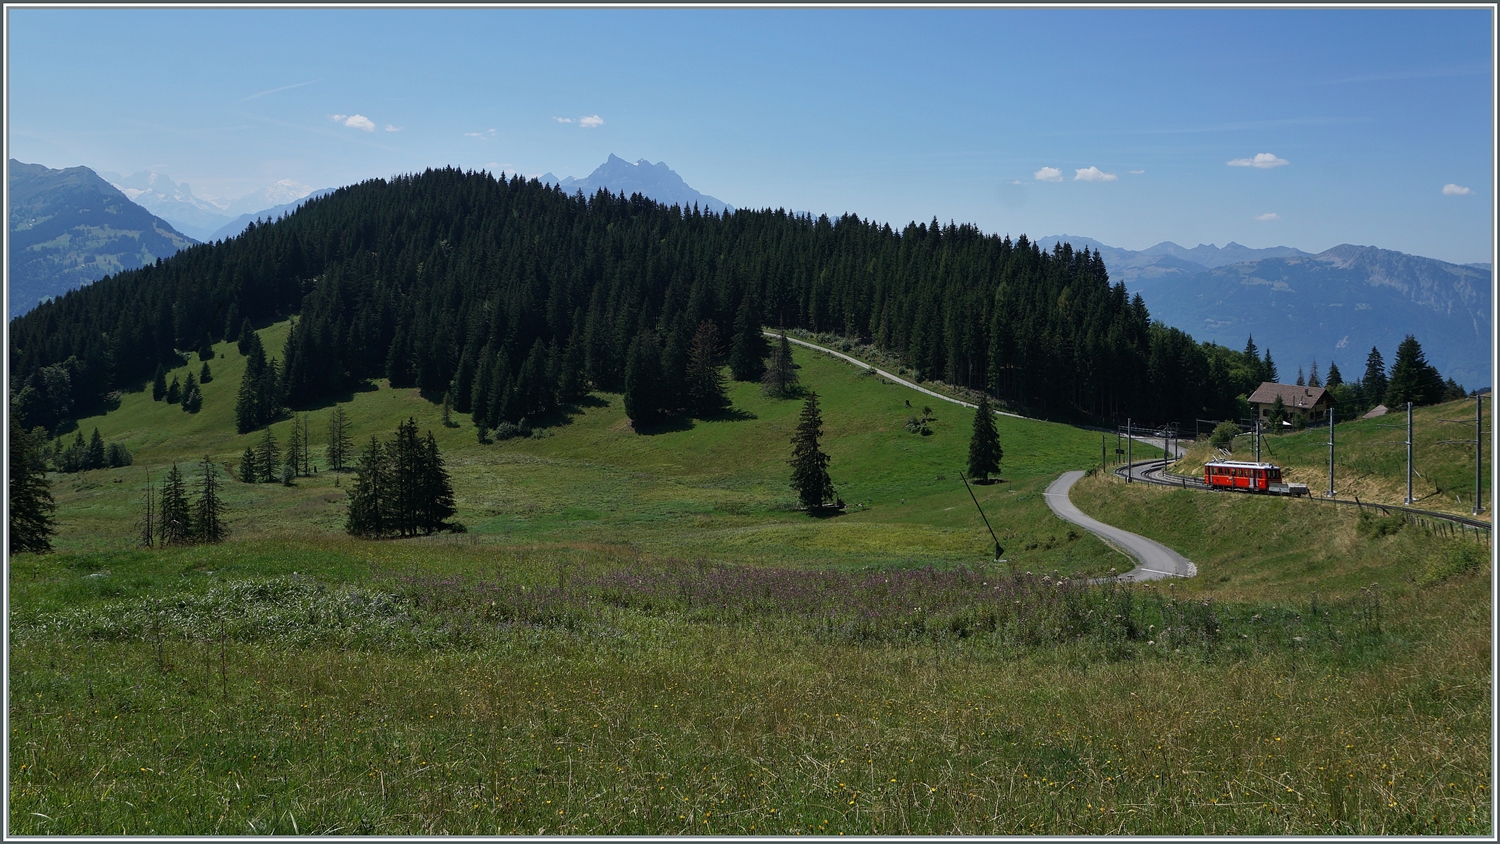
[1044,470,1197,581]
[767,332,1027,419]
[774,332,1199,581]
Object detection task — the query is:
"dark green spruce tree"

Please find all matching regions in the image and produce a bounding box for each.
[157,463,192,547]
[194,457,229,543]
[686,320,729,416]
[728,294,768,382]
[1362,346,1388,407]
[345,436,390,538]
[789,392,836,511]
[1385,335,1445,407]
[8,403,56,554]
[623,330,666,424]
[966,395,1003,482]
[152,364,168,401]
[762,332,799,399]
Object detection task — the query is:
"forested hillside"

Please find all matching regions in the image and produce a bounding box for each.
[11,167,1265,434]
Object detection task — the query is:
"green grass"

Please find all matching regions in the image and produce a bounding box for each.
[1172,398,1491,521]
[51,324,1151,574]
[11,320,1488,835]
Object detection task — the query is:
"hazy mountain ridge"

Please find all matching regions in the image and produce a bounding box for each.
[1039,233,1491,389]
[8,159,195,319]
[210,188,337,242]
[540,154,733,214]
[99,170,316,241]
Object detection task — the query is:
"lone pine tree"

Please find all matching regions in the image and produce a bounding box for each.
[156,463,192,547]
[194,457,229,544]
[789,392,836,511]
[967,395,1003,481]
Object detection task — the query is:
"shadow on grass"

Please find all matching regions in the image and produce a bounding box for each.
[630,415,696,436]
[292,380,381,413]
[696,405,758,422]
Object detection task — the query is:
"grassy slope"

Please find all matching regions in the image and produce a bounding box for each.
[50,322,1152,573]
[1170,398,1491,521]
[11,322,1488,835]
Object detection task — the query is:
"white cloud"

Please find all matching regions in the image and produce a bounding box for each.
[1074,166,1118,182]
[341,114,375,131]
[328,114,347,122]
[554,117,573,124]
[384,124,401,133]
[579,114,604,128]
[464,132,484,138]
[1254,212,1281,221]
[1128,169,1145,175]
[1443,183,1473,196]
[1227,152,1288,168]
[1034,166,1062,182]
[1010,179,1024,185]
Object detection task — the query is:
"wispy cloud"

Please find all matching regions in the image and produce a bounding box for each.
[465,128,498,139]
[329,113,375,132]
[554,115,604,128]
[238,79,319,103]
[1074,166,1117,182]
[1228,152,1288,169]
[1010,179,1024,185]
[1254,212,1281,221]
[384,124,401,133]
[1128,169,1145,175]
[1443,183,1473,196]
[1033,166,1062,182]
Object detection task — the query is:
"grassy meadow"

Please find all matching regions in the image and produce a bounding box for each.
[7,322,1491,835]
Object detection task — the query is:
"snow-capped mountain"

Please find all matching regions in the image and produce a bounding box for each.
[99,170,317,241]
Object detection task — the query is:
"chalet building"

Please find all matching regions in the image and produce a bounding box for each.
[1248,382,1334,425]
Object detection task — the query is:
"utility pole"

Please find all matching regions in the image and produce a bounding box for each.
[1326,406,1335,498]
[1126,418,1132,483]
[1404,401,1414,505]
[1476,393,1485,516]
[1254,420,1261,463]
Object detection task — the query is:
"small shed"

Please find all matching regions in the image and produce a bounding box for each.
[1248,382,1334,424]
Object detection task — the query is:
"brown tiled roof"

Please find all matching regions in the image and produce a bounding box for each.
[1248,382,1331,409]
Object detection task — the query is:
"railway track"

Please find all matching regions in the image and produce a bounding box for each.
[1115,456,1493,535]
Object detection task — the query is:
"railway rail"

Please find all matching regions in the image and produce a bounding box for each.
[1115,455,1492,536]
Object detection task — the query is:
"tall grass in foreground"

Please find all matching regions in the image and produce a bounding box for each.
[9,547,1490,835]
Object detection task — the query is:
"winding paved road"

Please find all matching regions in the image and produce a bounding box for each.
[1043,471,1197,581]
[773,332,1200,581]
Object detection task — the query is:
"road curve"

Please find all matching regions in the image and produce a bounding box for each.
[1044,470,1197,582]
[775,331,1200,580]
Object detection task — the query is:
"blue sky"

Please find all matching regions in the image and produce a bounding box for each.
[6,6,1495,264]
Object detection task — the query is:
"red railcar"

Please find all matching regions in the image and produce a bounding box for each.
[1203,460,1307,495]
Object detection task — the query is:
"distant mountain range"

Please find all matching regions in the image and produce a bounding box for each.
[1040,235,1493,390]
[210,188,337,242]
[540,154,733,214]
[8,159,195,319]
[98,169,317,241]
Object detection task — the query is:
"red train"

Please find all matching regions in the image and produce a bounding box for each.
[1203,460,1309,496]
